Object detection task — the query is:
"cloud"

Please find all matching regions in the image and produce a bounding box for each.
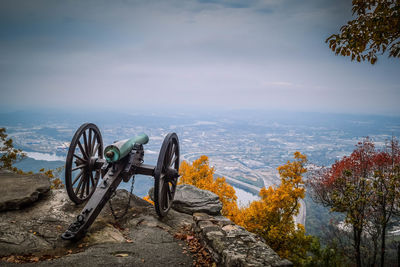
[0,0,399,115]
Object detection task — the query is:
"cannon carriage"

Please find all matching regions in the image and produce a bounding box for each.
[61,123,180,240]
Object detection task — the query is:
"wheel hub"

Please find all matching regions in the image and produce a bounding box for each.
[88,157,98,172]
[165,167,179,181]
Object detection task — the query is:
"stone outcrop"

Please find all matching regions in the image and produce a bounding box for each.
[149,184,223,215]
[193,213,292,267]
[0,170,50,211]
[172,184,223,215]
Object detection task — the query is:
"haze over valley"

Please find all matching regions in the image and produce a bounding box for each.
[2,109,399,210]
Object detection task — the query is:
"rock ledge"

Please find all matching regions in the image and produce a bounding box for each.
[193,213,293,267]
[0,174,292,266]
[0,170,50,211]
[172,184,223,215]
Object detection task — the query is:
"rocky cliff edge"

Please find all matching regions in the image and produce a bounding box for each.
[0,171,291,267]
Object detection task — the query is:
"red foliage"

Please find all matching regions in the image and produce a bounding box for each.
[308,137,400,267]
[317,138,394,187]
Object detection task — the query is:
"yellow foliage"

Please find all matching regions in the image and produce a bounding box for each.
[178,155,239,220]
[143,195,154,205]
[235,152,312,266]
[39,167,64,189]
[179,153,313,265]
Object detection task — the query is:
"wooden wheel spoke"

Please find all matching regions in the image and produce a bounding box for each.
[91,134,97,156]
[77,141,88,160]
[166,182,172,200]
[82,131,89,156]
[72,164,86,172]
[163,185,169,209]
[75,174,85,195]
[93,142,100,156]
[169,181,176,194]
[73,153,86,163]
[88,129,93,155]
[169,143,175,160]
[72,170,83,186]
[162,146,171,172]
[170,154,177,167]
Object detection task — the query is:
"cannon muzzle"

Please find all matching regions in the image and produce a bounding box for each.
[105,150,114,159]
[104,133,149,162]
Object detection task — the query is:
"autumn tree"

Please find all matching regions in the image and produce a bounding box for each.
[309,139,376,267]
[178,155,239,220]
[0,128,25,171]
[309,137,400,267]
[236,152,314,266]
[327,0,400,64]
[369,138,400,267]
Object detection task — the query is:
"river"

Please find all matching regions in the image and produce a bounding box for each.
[233,186,259,207]
[25,151,65,161]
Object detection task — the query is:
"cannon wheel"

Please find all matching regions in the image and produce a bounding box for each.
[154,133,180,217]
[65,123,103,204]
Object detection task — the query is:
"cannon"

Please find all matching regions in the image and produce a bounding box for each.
[61,123,180,240]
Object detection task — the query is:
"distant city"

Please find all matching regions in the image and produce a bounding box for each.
[1,109,399,206]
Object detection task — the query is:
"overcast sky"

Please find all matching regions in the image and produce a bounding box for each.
[0,0,399,115]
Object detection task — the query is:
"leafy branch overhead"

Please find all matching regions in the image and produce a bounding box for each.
[327,0,400,64]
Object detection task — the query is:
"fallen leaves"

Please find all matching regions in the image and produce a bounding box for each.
[111,222,125,231]
[174,226,215,267]
[1,254,57,264]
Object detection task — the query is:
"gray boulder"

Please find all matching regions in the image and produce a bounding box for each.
[172,184,222,215]
[0,170,50,211]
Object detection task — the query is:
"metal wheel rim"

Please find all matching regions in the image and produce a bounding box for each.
[65,123,103,204]
[154,133,179,217]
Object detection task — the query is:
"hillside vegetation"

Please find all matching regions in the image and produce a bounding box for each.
[179,137,400,267]
[179,153,324,266]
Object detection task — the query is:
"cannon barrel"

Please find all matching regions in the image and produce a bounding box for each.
[104,133,149,163]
